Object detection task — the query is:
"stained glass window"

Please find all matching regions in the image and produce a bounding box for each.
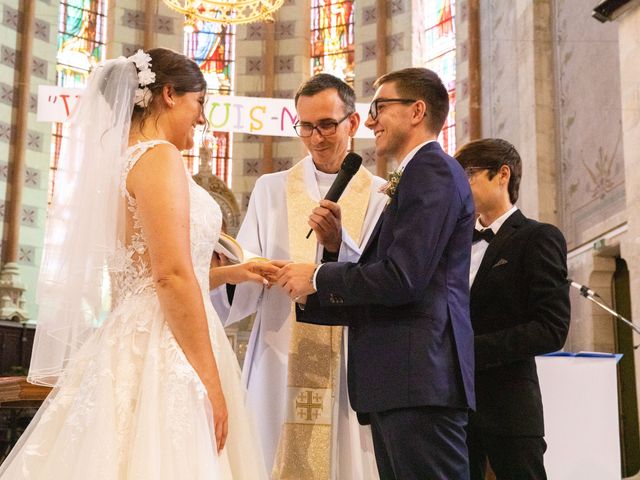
[422,0,456,155]
[50,0,107,202]
[184,23,235,185]
[311,0,355,84]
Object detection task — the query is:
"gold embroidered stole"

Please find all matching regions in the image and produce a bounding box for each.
[271,160,372,479]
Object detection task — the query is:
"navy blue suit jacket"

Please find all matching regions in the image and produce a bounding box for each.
[301,142,476,420]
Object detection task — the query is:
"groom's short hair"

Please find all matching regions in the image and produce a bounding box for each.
[374,68,449,135]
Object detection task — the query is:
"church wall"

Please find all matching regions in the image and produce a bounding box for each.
[353,0,379,174]
[106,1,183,59]
[619,0,640,337]
[477,0,633,355]
[551,0,630,358]
[232,0,309,215]
[0,0,58,320]
[553,0,633,353]
[478,0,558,226]
[552,0,626,250]
[354,0,426,176]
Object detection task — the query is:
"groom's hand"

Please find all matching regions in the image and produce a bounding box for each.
[275,262,318,300]
[309,200,342,253]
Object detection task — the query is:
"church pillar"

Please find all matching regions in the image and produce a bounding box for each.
[0,0,36,322]
[618,4,640,354]
[373,0,387,178]
[467,0,481,140]
[456,0,483,147]
[616,8,640,472]
[375,0,387,76]
[262,21,275,174]
[143,0,158,50]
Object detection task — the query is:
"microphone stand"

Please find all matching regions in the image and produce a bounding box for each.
[574,286,640,339]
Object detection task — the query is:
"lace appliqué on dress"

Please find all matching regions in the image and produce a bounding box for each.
[109,140,173,304]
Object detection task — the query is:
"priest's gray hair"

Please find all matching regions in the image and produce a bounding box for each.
[294,73,356,115]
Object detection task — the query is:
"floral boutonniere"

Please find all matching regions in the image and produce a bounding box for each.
[379,169,403,201]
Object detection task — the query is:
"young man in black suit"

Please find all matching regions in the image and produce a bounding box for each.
[454,138,571,480]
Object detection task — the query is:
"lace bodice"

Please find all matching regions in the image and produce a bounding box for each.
[109,140,222,304]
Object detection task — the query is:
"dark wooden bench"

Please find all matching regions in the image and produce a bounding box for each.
[0,376,51,461]
[0,376,51,407]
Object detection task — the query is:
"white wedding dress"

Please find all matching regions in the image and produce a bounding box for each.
[0,140,267,479]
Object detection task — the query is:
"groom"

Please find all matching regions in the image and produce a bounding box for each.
[275,68,475,479]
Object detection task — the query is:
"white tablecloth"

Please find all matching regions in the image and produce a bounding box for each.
[537,354,621,480]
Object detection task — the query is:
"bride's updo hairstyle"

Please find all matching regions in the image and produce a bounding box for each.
[132,48,207,125]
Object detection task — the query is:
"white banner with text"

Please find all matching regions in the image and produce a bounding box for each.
[37,85,374,139]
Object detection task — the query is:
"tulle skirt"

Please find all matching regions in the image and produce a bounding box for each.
[0,291,267,479]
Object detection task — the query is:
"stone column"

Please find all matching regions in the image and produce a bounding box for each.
[0,0,36,322]
[373,0,387,178]
[617,8,640,475]
[262,21,276,174]
[455,0,482,146]
[143,0,158,50]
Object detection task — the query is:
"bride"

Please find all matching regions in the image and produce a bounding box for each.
[0,48,271,479]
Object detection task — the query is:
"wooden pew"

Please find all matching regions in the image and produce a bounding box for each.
[0,376,51,406]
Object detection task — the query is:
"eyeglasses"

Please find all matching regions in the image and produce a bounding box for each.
[368,98,417,120]
[293,112,352,137]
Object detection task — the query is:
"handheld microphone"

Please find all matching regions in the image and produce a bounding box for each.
[305,152,363,239]
[567,278,598,298]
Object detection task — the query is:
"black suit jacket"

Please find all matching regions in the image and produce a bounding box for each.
[469,209,570,436]
[301,142,476,422]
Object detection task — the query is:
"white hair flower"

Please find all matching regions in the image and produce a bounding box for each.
[134,87,153,108]
[128,49,152,70]
[137,68,156,87]
[128,49,156,108]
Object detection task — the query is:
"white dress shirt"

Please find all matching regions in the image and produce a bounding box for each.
[469,205,518,287]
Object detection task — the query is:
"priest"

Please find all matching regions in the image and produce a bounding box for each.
[213,74,386,479]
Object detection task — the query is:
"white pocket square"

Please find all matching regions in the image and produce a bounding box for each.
[492,258,508,268]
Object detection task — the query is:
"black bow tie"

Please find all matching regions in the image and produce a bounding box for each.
[473,228,495,244]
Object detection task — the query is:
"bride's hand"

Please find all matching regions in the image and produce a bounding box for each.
[207,383,228,453]
[223,262,280,285]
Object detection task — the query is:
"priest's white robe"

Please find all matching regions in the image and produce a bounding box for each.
[214,156,387,479]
